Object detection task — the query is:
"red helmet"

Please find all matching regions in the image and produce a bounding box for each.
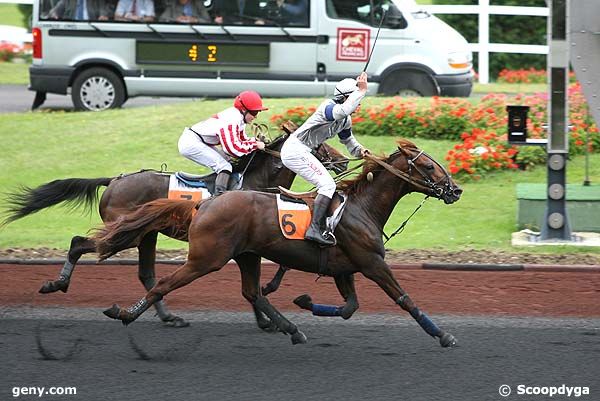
[234,91,268,113]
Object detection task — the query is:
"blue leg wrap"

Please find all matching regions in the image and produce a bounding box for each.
[411,308,442,338]
[311,304,342,317]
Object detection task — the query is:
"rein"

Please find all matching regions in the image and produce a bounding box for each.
[383,196,429,244]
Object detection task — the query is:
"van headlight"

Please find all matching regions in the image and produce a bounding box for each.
[448,52,472,69]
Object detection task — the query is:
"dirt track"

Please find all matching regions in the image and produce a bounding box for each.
[2,263,599,317]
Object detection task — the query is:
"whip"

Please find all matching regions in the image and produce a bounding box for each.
[363,8,387,73]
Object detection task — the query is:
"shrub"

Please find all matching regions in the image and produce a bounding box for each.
[270,82,599,178]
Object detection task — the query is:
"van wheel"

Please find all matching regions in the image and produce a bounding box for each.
[379,70,438,97]
[71,67,125,111]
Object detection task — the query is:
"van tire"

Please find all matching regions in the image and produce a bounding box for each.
[71,67,126,111]
[379,70,438,97]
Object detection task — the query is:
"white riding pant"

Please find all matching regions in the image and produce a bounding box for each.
[281,135,336,199]
[178,128,232,173]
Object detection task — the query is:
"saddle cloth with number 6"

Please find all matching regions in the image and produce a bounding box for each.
[276,194,347,240]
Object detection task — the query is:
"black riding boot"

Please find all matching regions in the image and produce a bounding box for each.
[214,171,231,196]
[304,194,335,246]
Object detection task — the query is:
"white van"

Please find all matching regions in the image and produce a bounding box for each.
[30,0,473,111]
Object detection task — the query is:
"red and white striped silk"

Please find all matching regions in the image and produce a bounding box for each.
[218,123,258,157]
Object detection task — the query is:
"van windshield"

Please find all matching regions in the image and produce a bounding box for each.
[327,0,407,29]
[38,0,311,27]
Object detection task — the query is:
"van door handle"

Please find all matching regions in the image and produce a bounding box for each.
[317,35,329,44]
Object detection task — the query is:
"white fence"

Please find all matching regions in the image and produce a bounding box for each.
[1,0,549,84]
[422,1,549,84]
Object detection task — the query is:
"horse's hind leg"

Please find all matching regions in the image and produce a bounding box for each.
[292,274,359,319]
[361,257,457,348]
[261,265,289,296]
[235,253,306,344]
[104,254,224,325]
[137,232,189,328]
[39,236,95,294]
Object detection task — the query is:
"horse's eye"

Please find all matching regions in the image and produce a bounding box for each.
[426,163,435,171]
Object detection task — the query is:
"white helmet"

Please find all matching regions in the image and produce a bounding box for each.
[334,78,359,101]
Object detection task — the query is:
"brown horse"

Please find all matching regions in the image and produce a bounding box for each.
[95,139,463,347]
[2,132,348,327]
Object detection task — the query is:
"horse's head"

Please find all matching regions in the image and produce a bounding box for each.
[313,143,349,174]
[390,141,462,204]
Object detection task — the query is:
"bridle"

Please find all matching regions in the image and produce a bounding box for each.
[365,147,453,199]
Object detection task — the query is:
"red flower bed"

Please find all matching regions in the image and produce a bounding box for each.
[270,83,599,179]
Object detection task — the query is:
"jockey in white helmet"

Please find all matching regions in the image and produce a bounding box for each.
[280,72,370,246]
[178,91,267,195]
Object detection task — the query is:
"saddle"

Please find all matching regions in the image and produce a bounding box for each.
[175,171,242,191]
[277,186,344,217]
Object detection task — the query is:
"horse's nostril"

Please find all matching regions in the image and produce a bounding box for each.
[453,188,463,197]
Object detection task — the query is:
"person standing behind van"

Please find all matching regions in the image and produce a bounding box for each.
[114,0,155,21]
[276,0,308,26]
[212,0,263,25]
[49,0,112,20]
[280,72,370,246]
[159,0,210,23]
[178,91,268,195]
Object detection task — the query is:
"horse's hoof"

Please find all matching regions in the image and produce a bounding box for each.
[291,330,308,345]
[103,304,121,320]
[39,279,69,294]
[439,332,457,348]
[163,316,190,328]
[340,305,355,320]
[293,294,313,311]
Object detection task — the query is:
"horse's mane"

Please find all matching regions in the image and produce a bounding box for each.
[338,139,418,195]
[231,133,288,173]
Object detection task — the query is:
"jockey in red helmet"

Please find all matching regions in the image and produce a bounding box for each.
[178,91,267,195]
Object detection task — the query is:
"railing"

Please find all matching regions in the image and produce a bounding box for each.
[421,0,549,84]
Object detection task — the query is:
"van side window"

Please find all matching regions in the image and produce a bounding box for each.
[159,0,211,23]
[327,0,406,29]
[212,0,309,27]
[43,0,115,21]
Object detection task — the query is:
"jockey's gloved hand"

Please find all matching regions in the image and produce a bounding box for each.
[256,141,266,151]
[361,148,371,158]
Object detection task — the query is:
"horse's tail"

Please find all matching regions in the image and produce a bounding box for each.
[93,199,197,260]
[2,177,114,226]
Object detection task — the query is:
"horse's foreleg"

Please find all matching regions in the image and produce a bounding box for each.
[104,257,216,326]
[292,274,359,319]
[261,265,289,296]
[254,297,307,345]
[235,253,279,333]
[39,236,95,294]
[137,232,189,328]
[362,258,457,348]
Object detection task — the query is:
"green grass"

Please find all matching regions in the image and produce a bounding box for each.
[474,82,547,94]
[0,62,29,84]
[0,4,26,28]
[1,97,598,255]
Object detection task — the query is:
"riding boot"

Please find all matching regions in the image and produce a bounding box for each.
[214,171,231,196]
[304,194,335,246]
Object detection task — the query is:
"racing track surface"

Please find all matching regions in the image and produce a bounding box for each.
[1,263,599,400]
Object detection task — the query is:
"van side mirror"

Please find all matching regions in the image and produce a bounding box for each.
[385,14,407,29]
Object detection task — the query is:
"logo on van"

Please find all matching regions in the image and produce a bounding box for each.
[337,28,370,62]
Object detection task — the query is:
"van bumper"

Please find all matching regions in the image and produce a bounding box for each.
[436,71,473,97]
[29,65,74,95]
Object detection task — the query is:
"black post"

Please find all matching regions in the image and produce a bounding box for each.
[541,0,572,240]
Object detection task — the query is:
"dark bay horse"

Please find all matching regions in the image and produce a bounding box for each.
[3,132,348,327]
[95,139,463,347]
